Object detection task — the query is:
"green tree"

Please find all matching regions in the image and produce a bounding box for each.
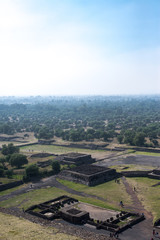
[5,169,13,178]
[69,130,80,141]
[117,135,123,144]
[133,132,146,146]
[0,157,6,168]
[103,132,109,141]
[25,164,39,178]
[37,126,54,140]
[52,161,60,174]
[0,166,4,177]
[9,153,28,168]
[124,130,135,145]
[1,143,19,156]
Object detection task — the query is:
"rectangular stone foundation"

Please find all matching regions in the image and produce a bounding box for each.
[59,164,117,186]
[61,207,89,224]
[56,152,95,166]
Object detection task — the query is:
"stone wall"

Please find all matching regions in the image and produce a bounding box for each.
[0,180,23,191]
[121,171,151,178]
[59,168,117,186]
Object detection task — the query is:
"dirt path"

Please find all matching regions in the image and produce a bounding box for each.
[120,176,154,240]
[0,175,105,202]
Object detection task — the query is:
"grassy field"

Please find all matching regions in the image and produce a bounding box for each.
[109,164,154,172]
[20,144,105,155]
[0,182,129,212]
[0,185,24,197]
[0,177,17,184]
[135,151,160,156]
[126,177,160,222]
[0,212,81,240]
[57,178,132,209]
[0,187,66,209]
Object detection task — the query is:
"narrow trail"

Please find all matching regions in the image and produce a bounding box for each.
[0,175,106,202]
[121,176,148,213]
[121,176,153,239]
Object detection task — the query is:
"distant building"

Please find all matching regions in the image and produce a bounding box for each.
[55,152,95,166]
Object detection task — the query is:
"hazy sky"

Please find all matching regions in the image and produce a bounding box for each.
[0,0,159,96]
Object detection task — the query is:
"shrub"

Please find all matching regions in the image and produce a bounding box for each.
[52,161,60,174]
[10,153,28,168]
[25,164,39,178]
[0,168,4,177]
[5,169,13,178]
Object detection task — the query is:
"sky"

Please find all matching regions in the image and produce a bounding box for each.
[0,0,159,96]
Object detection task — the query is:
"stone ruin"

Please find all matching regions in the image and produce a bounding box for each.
[37,160,52,168]
[122,168,160,180]
[148,168,160,180]
[30,153,54,158]
[55,152,95,166]
[61,206,89,224]
[59,164,119,186]
[26,195,89,224]
[26,195,145,234]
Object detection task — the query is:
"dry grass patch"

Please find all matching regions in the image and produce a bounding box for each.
[20,144,105,155]
[0,212,81,240]
[135,151,160,157]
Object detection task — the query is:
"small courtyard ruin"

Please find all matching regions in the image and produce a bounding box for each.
[25,195,145,234]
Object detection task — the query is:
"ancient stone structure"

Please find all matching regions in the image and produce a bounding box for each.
[0,180,23,192]
[38,139,55,145]
[26,195,145,233]
[55,152,95,166]
[121,168,160,180]
[148,168,160,180]
[121,170,151,178]
[61,207,89,224]
[59,164,118,186]
[37,160,52,168]
[26,195,87,224]
[30,153,54,158]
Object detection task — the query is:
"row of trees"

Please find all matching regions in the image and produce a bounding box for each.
[1,143,28,168]
[55,127,116,142]
[0,96,159,146]
[117,131,146,146]
[24,160,60,180]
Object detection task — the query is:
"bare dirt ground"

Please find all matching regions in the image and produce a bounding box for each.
[77,202,120,221]
[95,153,160,168]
